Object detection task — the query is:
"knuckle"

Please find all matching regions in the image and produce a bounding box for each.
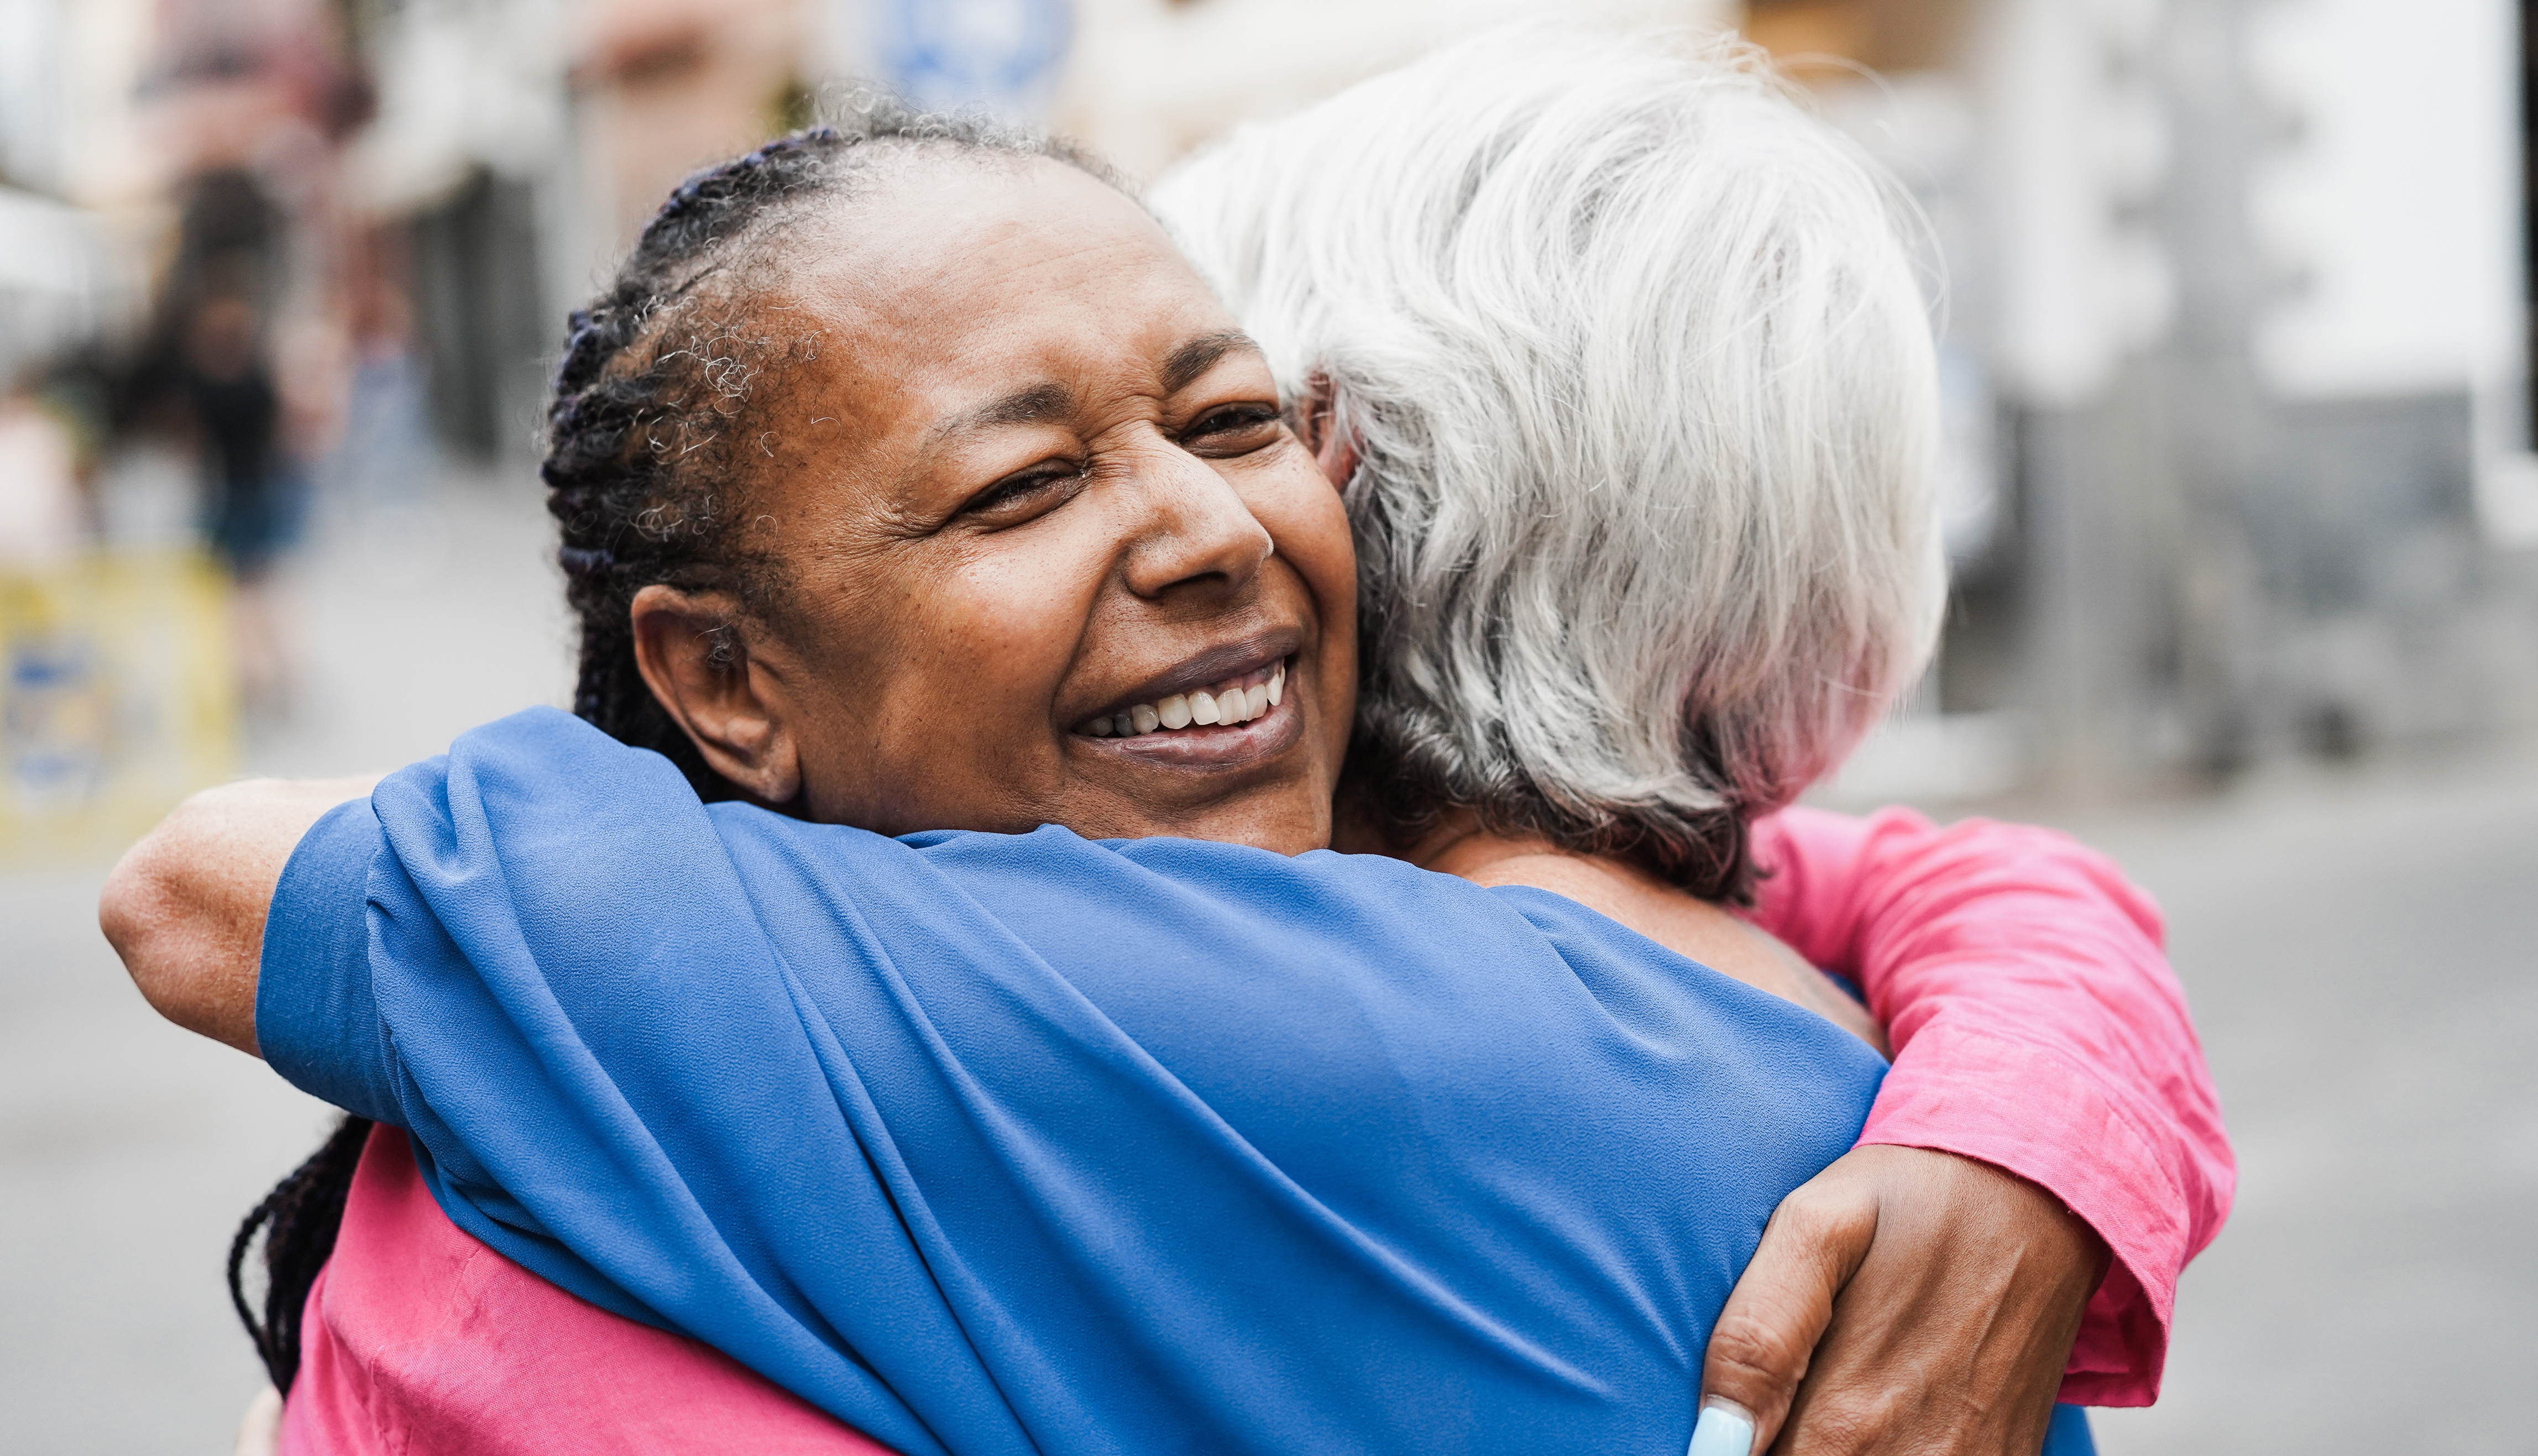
[1763,1200,1874,1271]
[1771,1197,1841,1244]
[1707,1309,1808,1387]
[1783,1184,1878,1242]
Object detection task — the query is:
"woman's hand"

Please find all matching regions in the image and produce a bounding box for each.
[1693,1145,2110,1455]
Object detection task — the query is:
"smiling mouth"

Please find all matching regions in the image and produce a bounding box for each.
[1079,659,1285,740]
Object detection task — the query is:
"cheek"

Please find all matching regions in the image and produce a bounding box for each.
[861,553,1089,737]
[787,564,1083,830]
[1249,459,1355,612]
[1242,464,1358,762]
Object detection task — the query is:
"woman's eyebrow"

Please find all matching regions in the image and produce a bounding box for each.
[926,382,1074,449]
[1162,330,1262,394]
[921,332,1265,452]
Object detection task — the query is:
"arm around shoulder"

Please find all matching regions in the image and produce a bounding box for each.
[1747,802,2233,1403]
[99,776,379,1057]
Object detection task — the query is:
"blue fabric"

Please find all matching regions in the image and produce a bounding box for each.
[257,708,2076,1455]
[2048,1403,2097,1454]
[261,796,400,1125]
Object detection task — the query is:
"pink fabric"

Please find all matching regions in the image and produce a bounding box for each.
[282,1127,892,1455]
[1746,806,2235,1406]
[285,806,2231,1443]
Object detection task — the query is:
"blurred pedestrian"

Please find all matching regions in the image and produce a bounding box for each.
[178,293,306,715]
[329,263,442,583]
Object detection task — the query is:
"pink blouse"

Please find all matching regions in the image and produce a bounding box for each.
[283,805,2231,1453]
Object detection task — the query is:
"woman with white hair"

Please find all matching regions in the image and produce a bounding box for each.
[109,30,2221,1456]
[1148,33,2214,1452]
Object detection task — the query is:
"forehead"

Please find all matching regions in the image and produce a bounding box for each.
[777,158,1237,401]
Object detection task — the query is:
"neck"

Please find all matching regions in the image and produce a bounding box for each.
[1393,809,1544,874]
[1363,806,1671,903]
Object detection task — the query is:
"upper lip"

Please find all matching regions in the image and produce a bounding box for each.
[1089,627,1299,721]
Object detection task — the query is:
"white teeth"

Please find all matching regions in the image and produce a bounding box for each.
[1094,662,1288,739]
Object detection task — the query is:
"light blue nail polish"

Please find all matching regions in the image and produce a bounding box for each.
[1686,1402,1756,1456]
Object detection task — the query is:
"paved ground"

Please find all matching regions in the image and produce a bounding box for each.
[4,473,2531,1452]
[2073,751,2538,1455]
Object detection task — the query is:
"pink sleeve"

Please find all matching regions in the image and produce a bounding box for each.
[1745,805,2235,1407]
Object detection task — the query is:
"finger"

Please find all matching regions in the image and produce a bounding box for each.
[1696,1187,1878,1455]
[1771,1149,2105,1456]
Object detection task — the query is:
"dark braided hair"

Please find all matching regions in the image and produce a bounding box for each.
[233,98,1124,1396]
[228,1113,371,1393]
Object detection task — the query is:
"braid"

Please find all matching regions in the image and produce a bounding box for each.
[227,1114,373,1394]
[237,99,1128,1402]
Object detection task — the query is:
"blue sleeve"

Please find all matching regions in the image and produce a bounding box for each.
[255,793,404,1127]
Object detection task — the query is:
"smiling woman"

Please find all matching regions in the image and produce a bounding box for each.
[544,126,1356,849]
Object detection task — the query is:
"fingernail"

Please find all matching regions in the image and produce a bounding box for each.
[1687,1400,1756,1456]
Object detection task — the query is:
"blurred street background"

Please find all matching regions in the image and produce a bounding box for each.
[1,0,2532,1450]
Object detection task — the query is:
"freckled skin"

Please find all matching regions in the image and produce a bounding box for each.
[638,159,1358,853]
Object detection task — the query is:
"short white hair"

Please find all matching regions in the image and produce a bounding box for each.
[1151,28,1945,897]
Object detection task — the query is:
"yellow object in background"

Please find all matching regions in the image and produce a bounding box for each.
[0,552,238,867]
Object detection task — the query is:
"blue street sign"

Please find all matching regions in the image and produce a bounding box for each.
[878,0,1072,119]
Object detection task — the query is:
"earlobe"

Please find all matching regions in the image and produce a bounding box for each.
[629,585,803,805]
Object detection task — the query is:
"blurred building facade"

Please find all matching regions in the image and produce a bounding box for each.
[1751,0,2538,799]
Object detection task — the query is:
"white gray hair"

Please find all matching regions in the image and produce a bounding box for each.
[1151,28,1946,898]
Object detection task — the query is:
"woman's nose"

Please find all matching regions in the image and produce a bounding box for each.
[1117,438,1276,601]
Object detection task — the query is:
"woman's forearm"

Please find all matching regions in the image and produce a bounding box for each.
[100,775,379,1056]
[1746,803,2233,1403]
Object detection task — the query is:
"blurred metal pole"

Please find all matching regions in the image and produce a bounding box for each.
[2017,0,2296,794]
[2148,0,2277,778]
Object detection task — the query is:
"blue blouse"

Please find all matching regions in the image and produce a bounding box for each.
[253,708,2013,1456]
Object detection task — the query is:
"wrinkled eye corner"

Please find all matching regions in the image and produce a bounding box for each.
[960,463,1087,522]
[1182,404,1285,455]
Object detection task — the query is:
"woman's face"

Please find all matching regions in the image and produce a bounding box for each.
[640,155,1356,855]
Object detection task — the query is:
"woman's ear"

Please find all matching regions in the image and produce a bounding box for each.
[629,584,803,805]
[1295,371,1358,493]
